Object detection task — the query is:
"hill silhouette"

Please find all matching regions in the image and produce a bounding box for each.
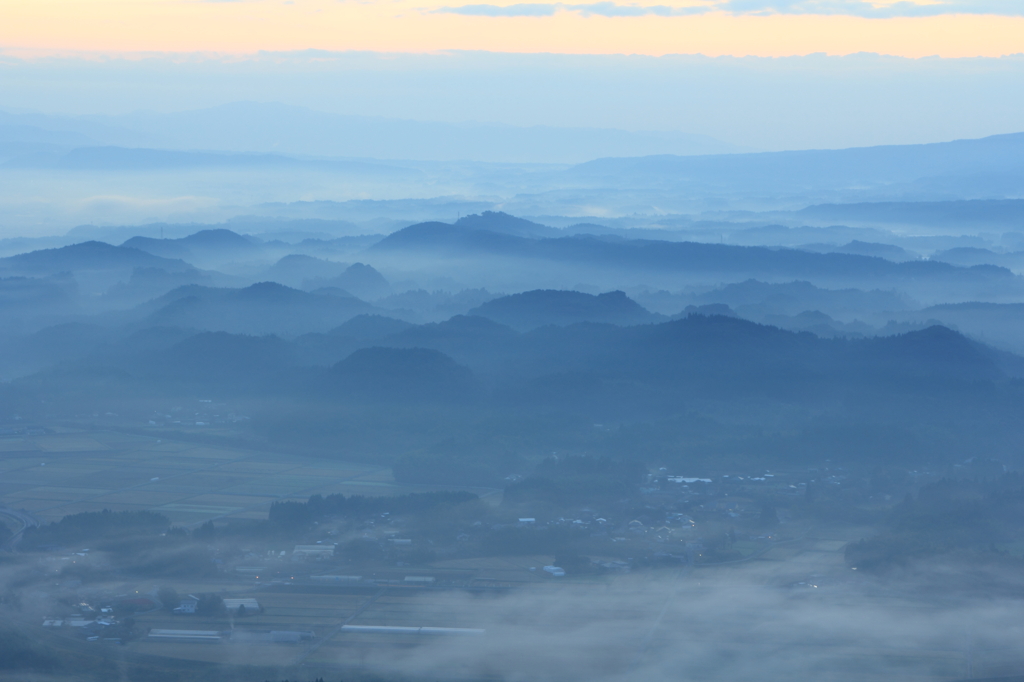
[141,281,377,336]
[326,347,478,403]
[305,263,391,300]
[469,289,657,330]
[0,241,191,276]
[861,324,1002,382]
[371,221,525,255]
[384,315,519,372]
[825,241,917,262]
[259,254,349,288]
[454,211,559,238]
[372,221,1015,292]
[122,229,263,266]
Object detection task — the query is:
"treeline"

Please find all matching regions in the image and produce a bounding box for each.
[845,472,1024,571]
[268,490,479,529]
[21,509,170,550]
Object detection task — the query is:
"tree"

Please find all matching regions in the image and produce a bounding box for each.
[192,521,215,542]
[196,594,225,616]
[268,501,312,529]
[157,587,179,611]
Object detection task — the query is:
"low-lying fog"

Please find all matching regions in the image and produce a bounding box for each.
[6,553,1023,682]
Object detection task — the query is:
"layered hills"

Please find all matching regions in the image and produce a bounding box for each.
[371,214,1016,300]
[139,282,379,336]
[13,306,1024,475]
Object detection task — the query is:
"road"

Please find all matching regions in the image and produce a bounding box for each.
[0,507,41,551]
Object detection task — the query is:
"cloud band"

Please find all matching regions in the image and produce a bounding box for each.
[435,0,1024,19]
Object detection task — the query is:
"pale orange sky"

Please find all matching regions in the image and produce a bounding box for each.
[1,0,1023,58]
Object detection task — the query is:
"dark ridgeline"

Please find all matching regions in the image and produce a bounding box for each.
[372,216,1014,287]
[11,303,1024,482]
[468,289,658,330]
[121,228,264,267]
[0,240,194,276]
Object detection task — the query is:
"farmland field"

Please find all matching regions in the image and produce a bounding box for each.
[0,429,498,526]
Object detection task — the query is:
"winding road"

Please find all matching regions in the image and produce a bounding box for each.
[0,507,41,551]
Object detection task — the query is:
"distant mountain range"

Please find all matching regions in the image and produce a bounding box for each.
[4,145,420,178]
[3,215,1024,357]
[793,199,1024,230]
[5,130,1020,201]
[23,312,1023,415]
[569,133,1024,195]
[371,213,1018,297]
[0,102,743,165]
[306,263,392,301]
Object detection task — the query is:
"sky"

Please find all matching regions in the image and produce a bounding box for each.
[4,51,1024,152]
[1,1,1023,154]
[2,0,1024,59]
